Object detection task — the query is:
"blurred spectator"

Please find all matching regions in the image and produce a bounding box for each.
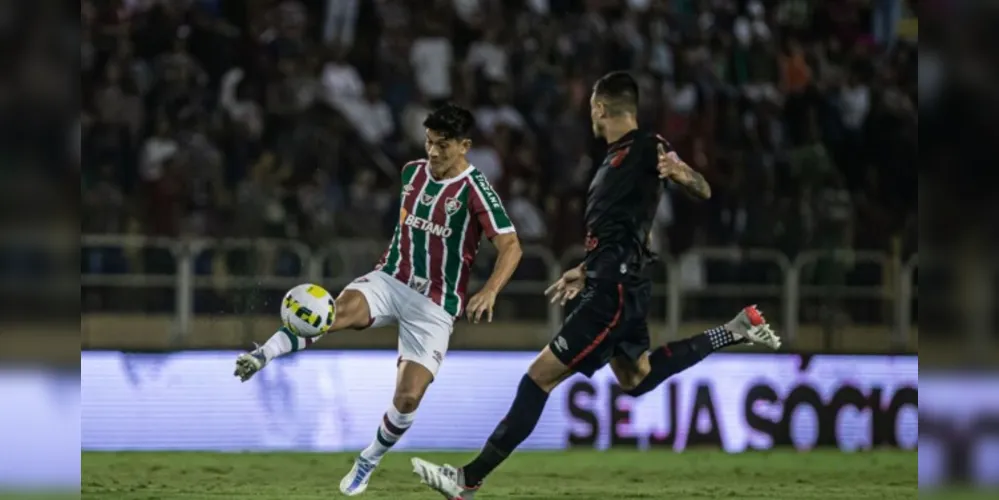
[839,71,871,133]
[321,46,364,104]
[409,19,454,102]
[297,169,340,245]
[220,68,265,142]
[466,131,504,184]
[324,0,361,48]
[402,93,433,152]
[505,178,547,242]
[234,153,291,240]
[266,56,320,118]
[340,170,391,239]
[82,164,126,235]
[464,27,509,83]
[139,116,178,183]
[335,81,394,146]
[475,83,526,135]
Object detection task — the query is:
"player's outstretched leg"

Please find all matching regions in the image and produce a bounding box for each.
[619,305,780,397]
[234,289,374,382]
[412,347,570,499]
[341,360,433,496]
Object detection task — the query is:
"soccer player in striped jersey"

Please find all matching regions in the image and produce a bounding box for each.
[233,104,522,496]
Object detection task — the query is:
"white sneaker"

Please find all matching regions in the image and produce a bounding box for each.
[724,305,782,350]
[233,346,267,382]
[411,457,475,500]
[339,456,378,496]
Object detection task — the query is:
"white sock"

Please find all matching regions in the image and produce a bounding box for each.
[359,405,415,463]
[259,328,320,362]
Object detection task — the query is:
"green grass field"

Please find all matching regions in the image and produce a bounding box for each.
[82,450,918,499]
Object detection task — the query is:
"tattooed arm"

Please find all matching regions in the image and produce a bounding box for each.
[656,143,712,200]
[666,161,712,199]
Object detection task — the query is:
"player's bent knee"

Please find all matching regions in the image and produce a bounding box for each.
[393,361,433,413]
[392,392,422,414]
[610,355,651,392]
[614,373,643,391]
[393,379,429,413]
[526,346,572,392]
[332,290,372,330]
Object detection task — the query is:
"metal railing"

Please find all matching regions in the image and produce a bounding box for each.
[81,235,917,346]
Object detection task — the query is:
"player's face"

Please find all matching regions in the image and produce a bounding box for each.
[589,93,604,138]
[425,129,469,175]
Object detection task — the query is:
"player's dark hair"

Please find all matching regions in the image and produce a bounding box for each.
[423,103,475,140]
[593,71,639,115]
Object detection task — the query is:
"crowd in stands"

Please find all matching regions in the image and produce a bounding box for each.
[81,0,918,263]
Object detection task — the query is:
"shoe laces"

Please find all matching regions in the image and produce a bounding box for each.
[749,324,780,345]
[248,343,267,362]
[356,458,376,476]
[440,465,462,483]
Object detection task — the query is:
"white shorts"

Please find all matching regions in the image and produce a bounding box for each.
[342,270,453,376]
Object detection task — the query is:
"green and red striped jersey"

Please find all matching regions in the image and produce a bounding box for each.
[376,159,515,317]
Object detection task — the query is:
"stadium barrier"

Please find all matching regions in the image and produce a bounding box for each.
[80,235,918,348]
[13,353,999,487]
[75,351,919,454]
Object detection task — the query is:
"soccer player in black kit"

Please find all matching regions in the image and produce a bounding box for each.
[412,72,782,499]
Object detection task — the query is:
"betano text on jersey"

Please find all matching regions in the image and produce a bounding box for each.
[376,159,514,317]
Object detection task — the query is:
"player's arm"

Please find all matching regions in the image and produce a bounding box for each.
[655,142,711,200]
[466,172,522,322]
[482,232,522,294]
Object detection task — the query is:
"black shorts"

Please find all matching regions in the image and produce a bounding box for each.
[548,278,652,377]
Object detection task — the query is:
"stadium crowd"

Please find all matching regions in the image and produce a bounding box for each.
[80,0,918,264]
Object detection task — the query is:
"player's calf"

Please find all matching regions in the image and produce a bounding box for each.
[341,361,432,496]
[621,305,780,397]
[452,347,569,491]
[359,361,431,462]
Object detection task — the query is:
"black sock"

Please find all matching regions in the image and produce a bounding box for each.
[625,326,741,398]
[462,374,549,487]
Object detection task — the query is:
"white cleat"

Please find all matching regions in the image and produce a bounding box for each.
[411,457,473,500]
[340,456,378,496]
[233,347,267,382]
[725,305,782,350]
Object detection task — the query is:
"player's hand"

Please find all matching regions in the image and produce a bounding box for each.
[466,288,498,323]
[656,143,712,199]
[656,143,686,180]
[545,266,585,306]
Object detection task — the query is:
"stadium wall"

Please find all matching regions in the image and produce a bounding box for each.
[76,351,919,454]
[8,352,999,487]
[8,351,925,490]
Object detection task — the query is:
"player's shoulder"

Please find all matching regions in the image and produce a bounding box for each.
[400,159,428,181]
[636,130,673,151]
[464,167,505,201]
[402,158,428,172]
[466,165,488,182]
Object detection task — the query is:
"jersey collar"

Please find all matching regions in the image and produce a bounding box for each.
[425,161,474,185]
[607,129,638,152]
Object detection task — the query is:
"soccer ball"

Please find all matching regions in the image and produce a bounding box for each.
[280,284,336,338]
